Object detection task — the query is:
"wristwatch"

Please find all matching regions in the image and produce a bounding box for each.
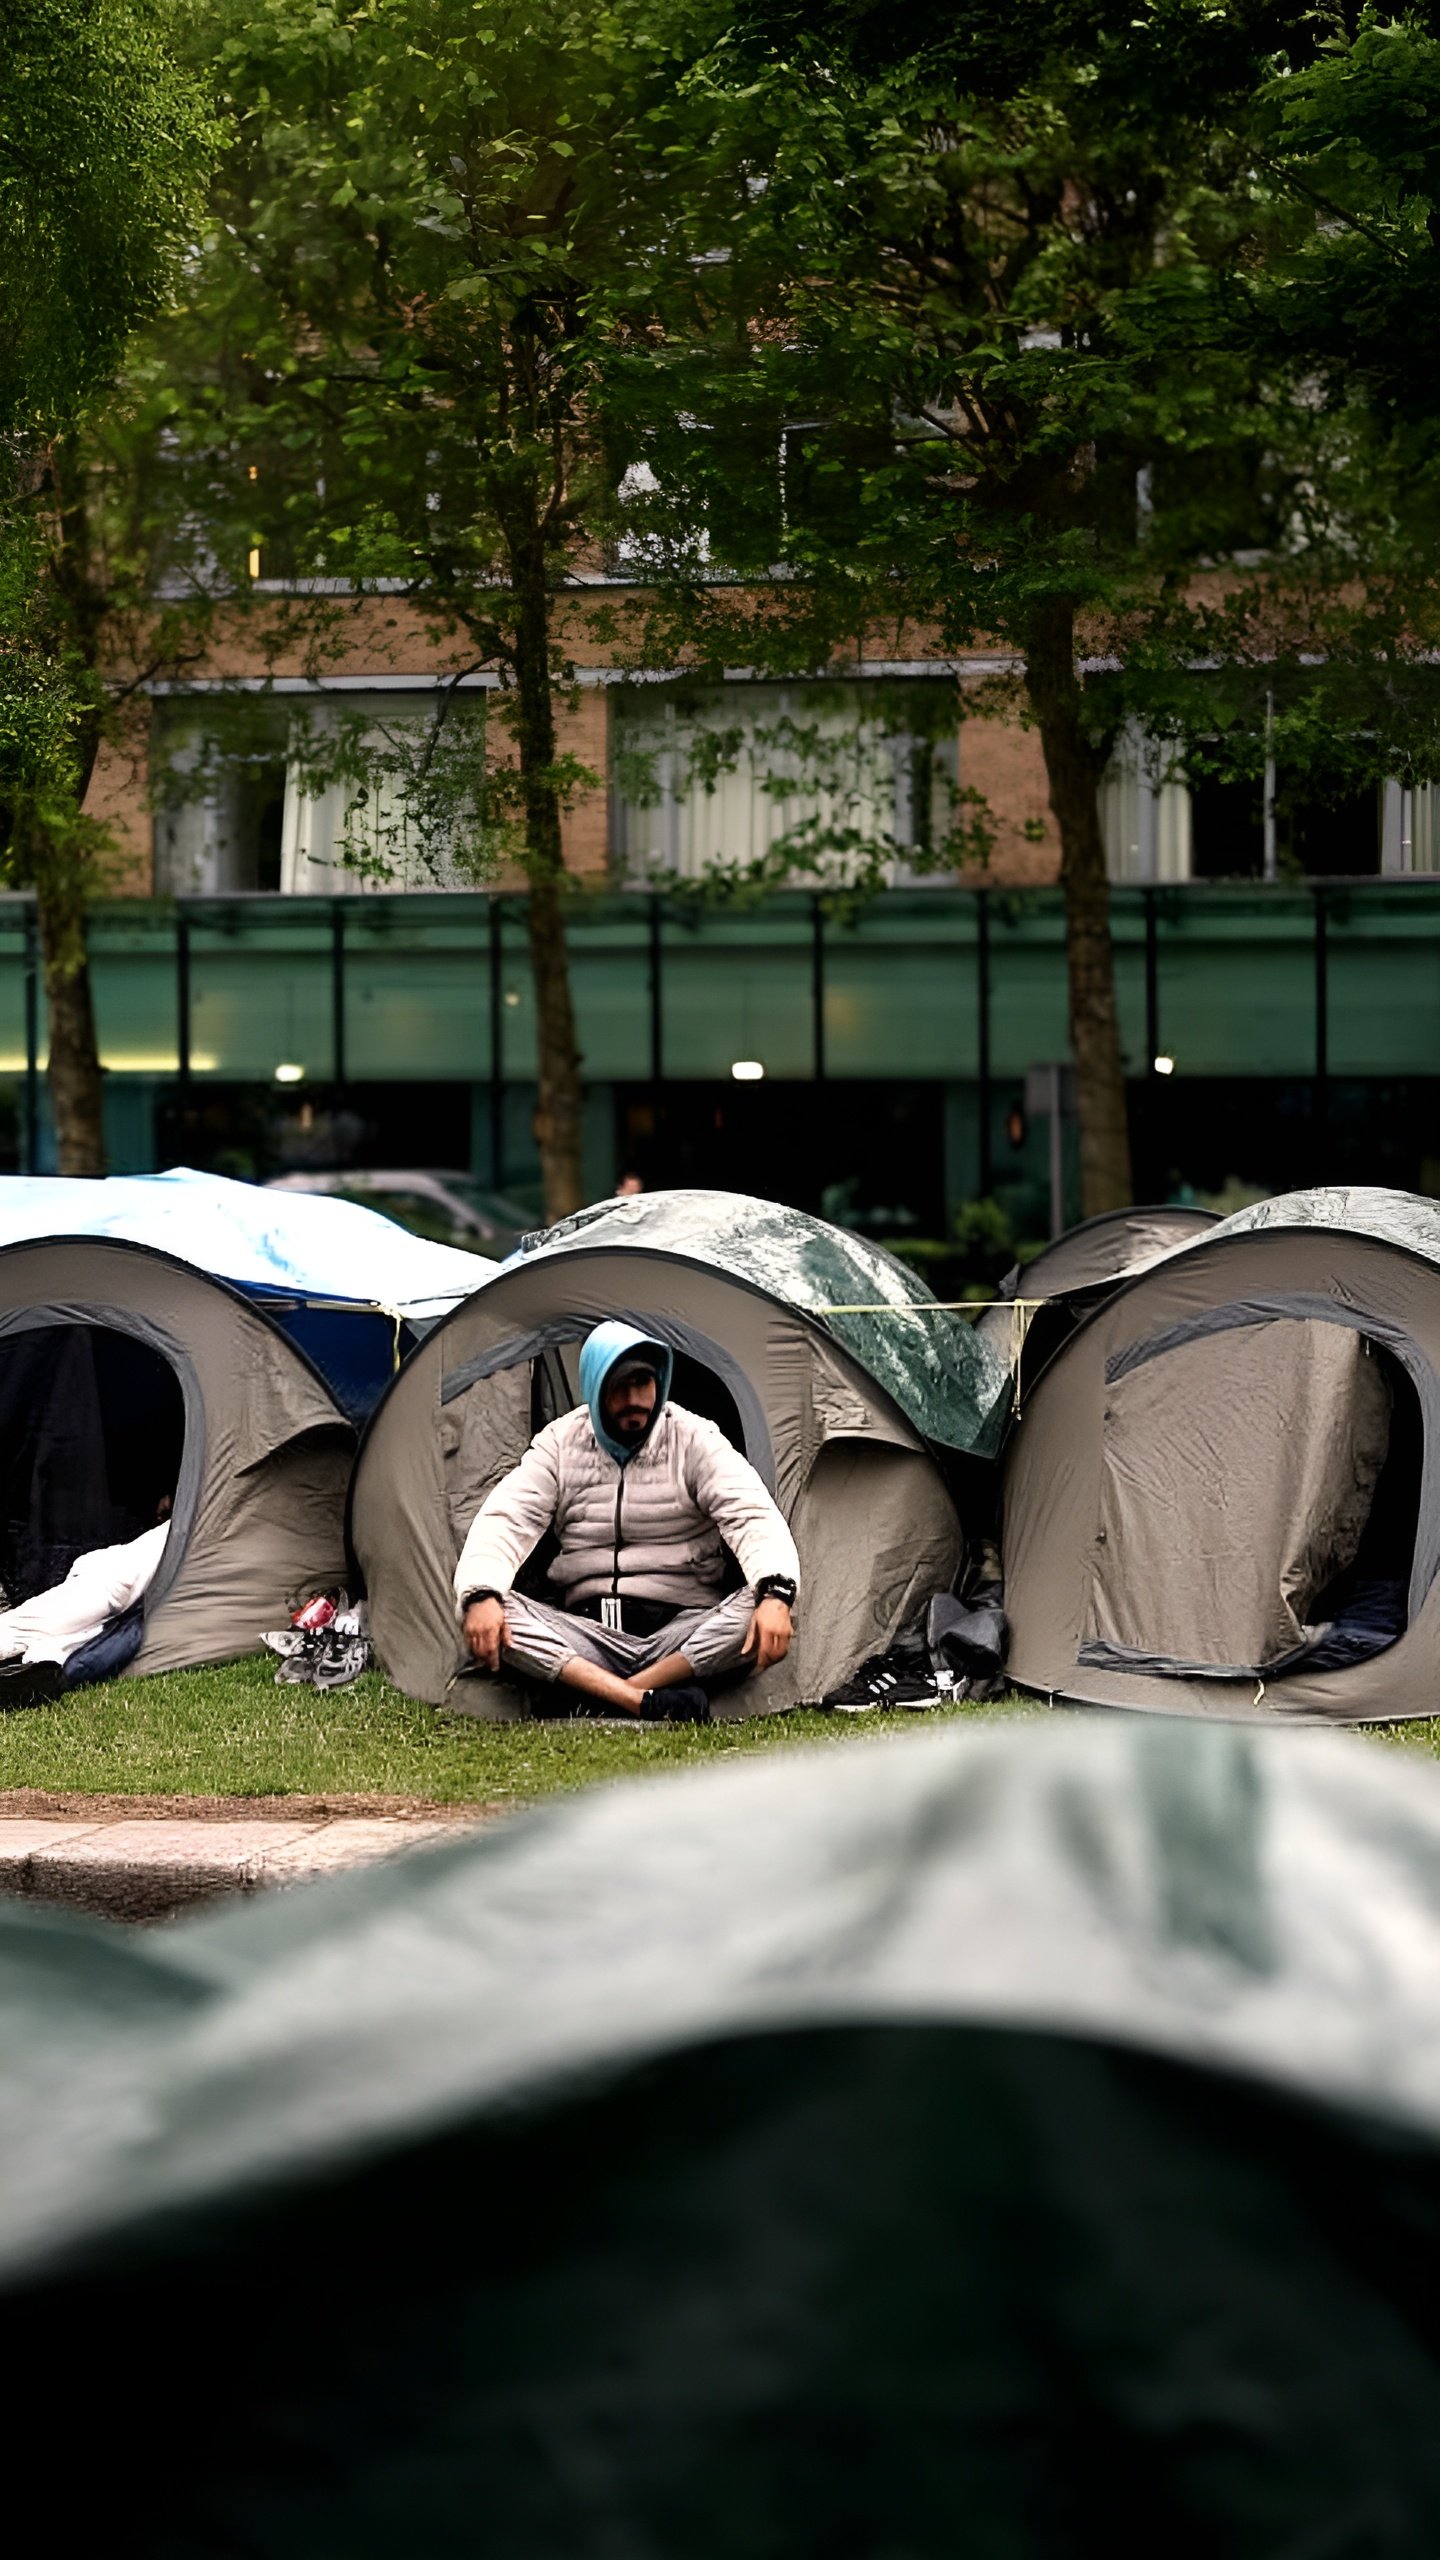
[756,1575,798,1608]
[461,1587,504,1611]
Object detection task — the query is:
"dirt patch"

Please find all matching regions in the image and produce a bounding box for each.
[0,1789,502,1825]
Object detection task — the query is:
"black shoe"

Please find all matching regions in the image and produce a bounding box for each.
[640,1680,711,1724]
[824,1656,945,1714]
[0,1658,65,1711]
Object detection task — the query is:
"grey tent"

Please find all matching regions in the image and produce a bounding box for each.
[10,1715,1440,2555]
[0,1235,352,1672]
[349,1190,1003,1712]
[976,1202,1219,1386]
[1003,1185,1440,1721]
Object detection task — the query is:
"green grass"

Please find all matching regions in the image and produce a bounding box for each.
[0,1655,1038,1807]
[8,1654,1433,1811]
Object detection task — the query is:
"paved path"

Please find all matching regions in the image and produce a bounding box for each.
[0,1810,493,1922]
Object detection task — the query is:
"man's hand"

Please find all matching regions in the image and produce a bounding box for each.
[463,1595,509,1672]
[742,1596,793,1673]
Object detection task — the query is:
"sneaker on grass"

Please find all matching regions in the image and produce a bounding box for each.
[825,1656,949,1714]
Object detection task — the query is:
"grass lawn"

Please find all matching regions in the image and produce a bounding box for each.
[2,1655,1432,1811]
[0,1654,1039,1808]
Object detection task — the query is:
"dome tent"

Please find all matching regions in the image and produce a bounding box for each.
[12,1717,1440,2554]
[0,1234,352,1674]
[508,1189,1011,1456]
[349,1190,1003,1713]
[0,1170,489,1422]
[975,1202,1220,1390]
[1002,1186,1440,1721]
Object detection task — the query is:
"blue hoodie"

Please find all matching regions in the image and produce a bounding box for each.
[578,1321,675,1465]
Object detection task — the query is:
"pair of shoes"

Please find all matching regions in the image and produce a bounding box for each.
[638,1680,711,1724]
[0,1657,65,1711]
[825,1659,947,1714]
[264,1622,373,1689]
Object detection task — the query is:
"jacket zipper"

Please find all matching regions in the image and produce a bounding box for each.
[611,1467,624,1603]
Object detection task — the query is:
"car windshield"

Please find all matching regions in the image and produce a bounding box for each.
[332,1188,492,1253]
[425,1178,534,1228]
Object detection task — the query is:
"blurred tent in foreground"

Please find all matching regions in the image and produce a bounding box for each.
[7,1715,1440,2552]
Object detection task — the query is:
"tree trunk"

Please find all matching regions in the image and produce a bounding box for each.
[34,851,105,1175]
[509,528,586,1223]
[1025,603,1133,1216]
[21,438,108,1176]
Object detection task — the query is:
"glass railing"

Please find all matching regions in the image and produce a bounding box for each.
[0,879,1435,1087]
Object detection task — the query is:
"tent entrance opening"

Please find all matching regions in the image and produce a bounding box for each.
[1081,1320,1421,1678]
[0,1325,185,1606]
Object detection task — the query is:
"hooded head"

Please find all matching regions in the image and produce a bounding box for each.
[578,1320,674,1464]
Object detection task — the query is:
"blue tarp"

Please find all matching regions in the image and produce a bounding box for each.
[0,1170,487,1420]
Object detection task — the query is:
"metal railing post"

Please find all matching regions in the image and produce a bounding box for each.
[331,900,346,1093]
[23,906,38,1173]
[488,893,504,1189]
[176,906,191,1118]
[1314,884,1329,1167]
[976,888,992,1196]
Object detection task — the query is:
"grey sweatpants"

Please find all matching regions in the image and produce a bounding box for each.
[500,1586,757,1686]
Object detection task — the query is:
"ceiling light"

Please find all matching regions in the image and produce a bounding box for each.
[731,1059,764,1082]
[274,1061,306,1085]
[1153,1053,1175,1076]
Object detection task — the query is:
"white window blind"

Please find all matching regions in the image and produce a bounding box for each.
[280,696,485,895]
[610,680,957,886]
[1100,725,1192,883]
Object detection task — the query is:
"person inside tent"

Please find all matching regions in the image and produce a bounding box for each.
[457,1320,799,1722]
[0,1499,172,1709]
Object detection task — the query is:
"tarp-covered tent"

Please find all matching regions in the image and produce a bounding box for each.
[351,1190,1001,1711]
[0,1234,352,1672]
[506,1190,1010,1455]
[0,1170,488,1421]
[1003,1185,1440,1720]
[10,1716,1440,2555]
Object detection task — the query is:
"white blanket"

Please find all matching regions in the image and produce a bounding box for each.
[0,1522,170,1666]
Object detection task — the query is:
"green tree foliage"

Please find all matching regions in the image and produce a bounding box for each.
[168,0,719,1219]
[0,0,211,1172]
[0,0,203,438]
[620,0,1422,1213]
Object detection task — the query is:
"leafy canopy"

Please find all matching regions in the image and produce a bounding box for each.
[0,0,211,443]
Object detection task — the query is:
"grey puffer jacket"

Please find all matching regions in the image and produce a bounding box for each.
[453,1403,801,1613]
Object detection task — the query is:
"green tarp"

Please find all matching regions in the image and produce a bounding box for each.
[8,1714,1440,2553]
[512,1189,1011,1454]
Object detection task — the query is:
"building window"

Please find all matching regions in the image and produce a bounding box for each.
[609,679,957,885]
[152,703,289,894]
[1100,727,1192,882]
[1381,783,1440,874]
[1104,731,1388,883]
[1275,778,1381,877]
[1189,776,1265,880]
[153,694,487,895]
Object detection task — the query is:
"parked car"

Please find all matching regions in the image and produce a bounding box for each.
[266,1170,535,1258]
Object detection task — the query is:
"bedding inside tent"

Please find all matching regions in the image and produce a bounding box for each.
[1079,1318,1422,1680]
[0,1323,185,1607]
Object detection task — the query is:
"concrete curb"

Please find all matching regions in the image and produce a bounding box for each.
[0,1813,492,1922]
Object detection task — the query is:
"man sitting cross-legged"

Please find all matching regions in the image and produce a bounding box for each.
[456,1319,799,1722]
